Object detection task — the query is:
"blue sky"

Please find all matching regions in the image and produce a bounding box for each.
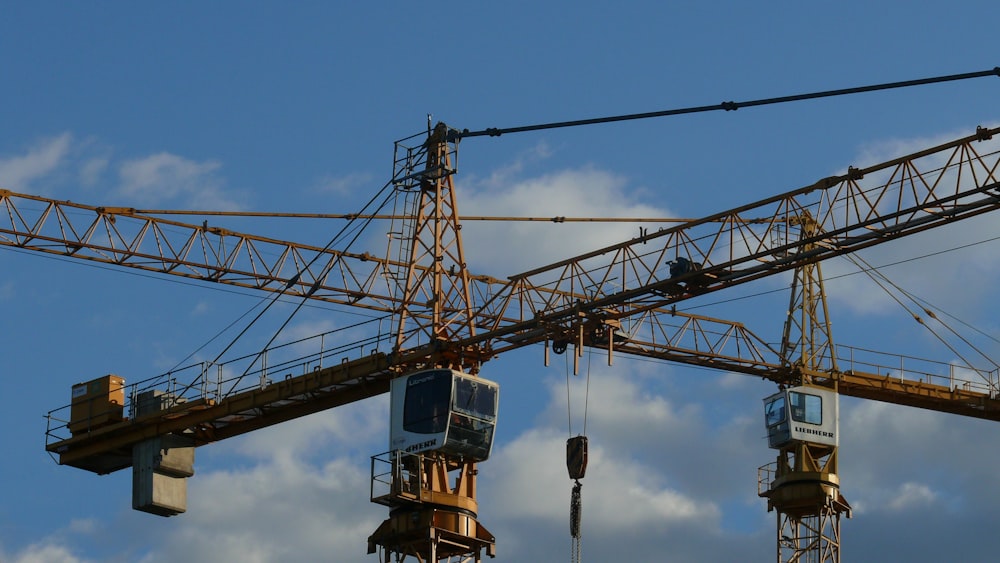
[2,2,1000,562]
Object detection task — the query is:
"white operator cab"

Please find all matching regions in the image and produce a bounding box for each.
[389,369,499,462]
[763,385,839,449]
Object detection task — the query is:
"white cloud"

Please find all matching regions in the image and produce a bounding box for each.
[137,456,385,563]
[0,540,94,563]
[117,152,242,210]
[313,172,373,196]
[79,157,109,187]
[66,519,98,535]
[128,400,388,563]
[16,545,84,563]
[820,214,1000,320]
[0,134,248,211]
[459,165,673,275]
[485,426,719,528]
[471,141,553,187]
[850,125,998,171]
[0,133,73,191]
[819,128,1000,320]
[837,397,1000,520]
[226,395,387,461]
[189,301,210,316]
[276,319,338,345]
[886,482,939,512]
[494,372,724,520]
[0,281,13,301]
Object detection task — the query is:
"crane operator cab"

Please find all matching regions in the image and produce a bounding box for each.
[763,385,838,449]
[389,369,499,462]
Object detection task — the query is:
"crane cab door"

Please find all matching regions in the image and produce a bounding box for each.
[763,385,838,449]
[389,369,499,461]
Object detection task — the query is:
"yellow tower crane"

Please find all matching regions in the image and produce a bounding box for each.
[2,70,998,561]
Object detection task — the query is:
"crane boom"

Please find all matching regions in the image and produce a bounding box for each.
[0,188,416,314]
[9,126,1000,351]
[472,126,1000,341]
[36,125,1000,474]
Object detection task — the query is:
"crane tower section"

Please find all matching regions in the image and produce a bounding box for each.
[760,237,849,563]
[389,123,482,373]
[370,125,497,562]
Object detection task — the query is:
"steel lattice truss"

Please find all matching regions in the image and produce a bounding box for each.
[6,127,999,349]
[24,126,1000,471]
[470,126,1000,341]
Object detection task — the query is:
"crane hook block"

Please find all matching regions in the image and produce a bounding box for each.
[566,435,589,480]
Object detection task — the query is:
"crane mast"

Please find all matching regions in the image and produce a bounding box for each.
[370,124,496,562]
[18,124,1000,559]
[391,123,482,372]
[762,213,850,563]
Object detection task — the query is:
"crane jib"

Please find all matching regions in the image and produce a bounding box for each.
[26,124,1000,480]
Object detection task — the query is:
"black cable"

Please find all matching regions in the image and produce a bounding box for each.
[456,67,1000,139]
[222,184,400,393]
[0,245,390,322]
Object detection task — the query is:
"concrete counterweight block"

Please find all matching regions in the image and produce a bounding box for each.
[132,390,195,516]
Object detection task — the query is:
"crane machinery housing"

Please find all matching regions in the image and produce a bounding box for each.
[2,69,996,561]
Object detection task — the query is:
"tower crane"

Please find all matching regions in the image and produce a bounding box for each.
[0,72,995,560]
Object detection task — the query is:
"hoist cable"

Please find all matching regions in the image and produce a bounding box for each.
[582,350,592,437]
[565,351,574,436]
[561,347,593,563]
[202,178,397,394]
[456,68,1000,139]
[226,184,399,386]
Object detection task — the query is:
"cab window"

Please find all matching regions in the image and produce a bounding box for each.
[453,377,497,421]
[403,370,452,434]
[765,396,786,427]
[789,391,822,425]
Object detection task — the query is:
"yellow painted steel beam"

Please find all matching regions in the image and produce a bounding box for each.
[28,126,1000,479]
[7,127,1000,362]
[834,369,1000,419]
[47,353,392,474]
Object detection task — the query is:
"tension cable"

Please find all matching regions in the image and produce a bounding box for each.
[456,67,1000,140]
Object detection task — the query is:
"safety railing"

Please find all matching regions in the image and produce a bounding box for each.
[45,326,395,446]
[835,344,1000,398]
[757,461,777,497]
[370,450,425,507]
